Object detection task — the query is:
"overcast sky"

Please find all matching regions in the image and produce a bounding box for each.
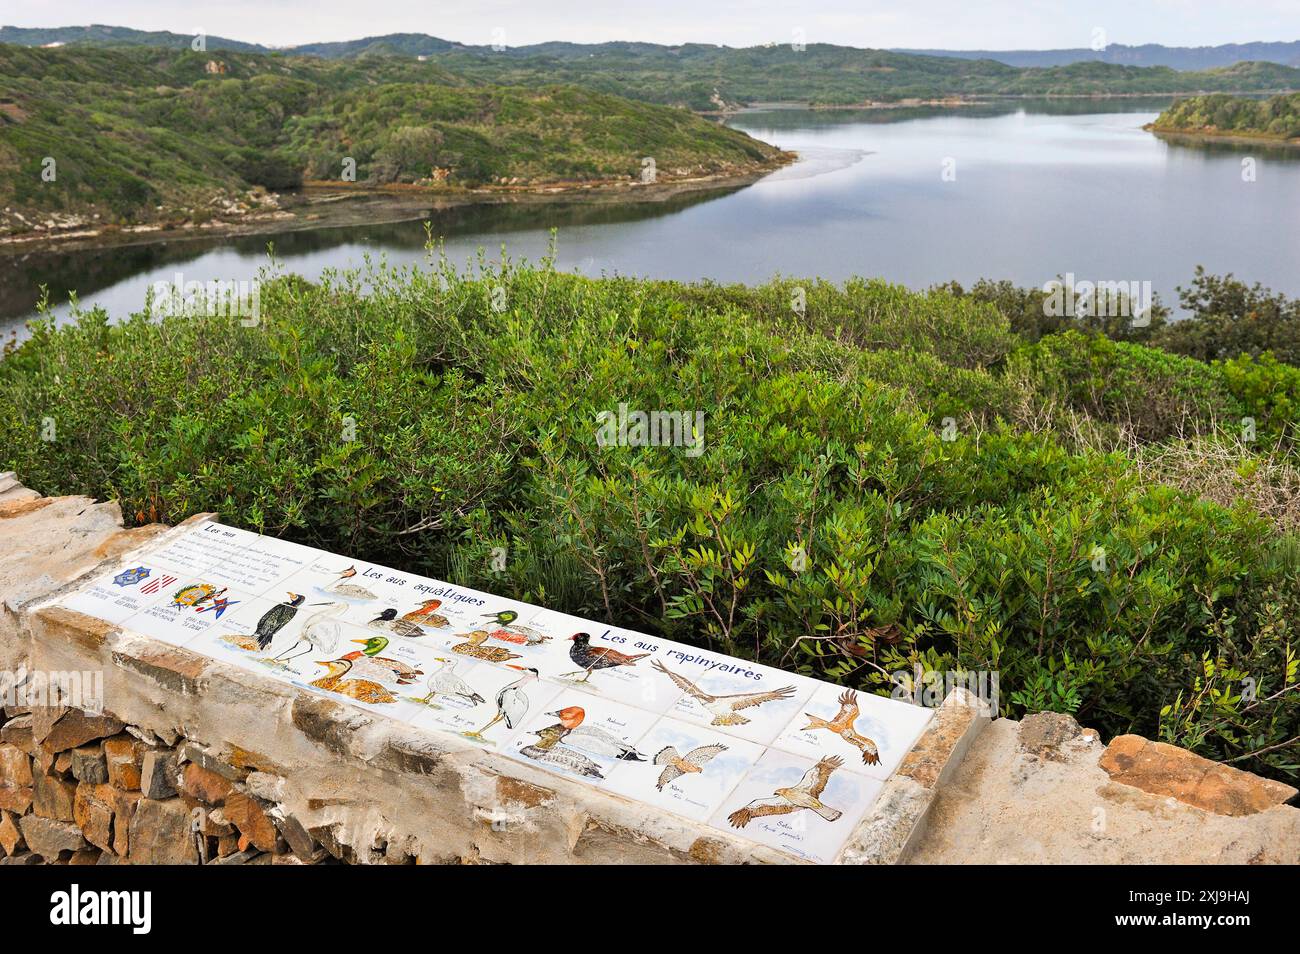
[9,0,1300,50]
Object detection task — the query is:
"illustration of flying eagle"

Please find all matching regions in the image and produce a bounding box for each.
[652,659,795,726]
[727,755,845,829]
[802,690,881,765]
[653,743,728,791]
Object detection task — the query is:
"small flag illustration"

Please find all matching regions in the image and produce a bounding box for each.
[141,575,176,595]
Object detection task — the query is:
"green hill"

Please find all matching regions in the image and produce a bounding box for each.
[0,45,784,234]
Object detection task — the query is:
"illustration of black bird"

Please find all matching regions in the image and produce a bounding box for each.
[564,632,650,682]
[252,593,306,650]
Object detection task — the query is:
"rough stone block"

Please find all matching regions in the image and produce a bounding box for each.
[0,715,34,755]
[140,749,178,799]
[224,790,278,853]
[73,783,115,853]
[38,709,125,753]
[18,815,86,860]
[0,809,24,856]
[1100,735,1298,817]
[70,745,108,784]
[103,735,145,791]
[32,772,77,821]
[0,743,32,787]
[128,797,197,865]
[0,785,32,814]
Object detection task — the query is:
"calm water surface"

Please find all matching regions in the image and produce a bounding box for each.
[5,99,1300,336]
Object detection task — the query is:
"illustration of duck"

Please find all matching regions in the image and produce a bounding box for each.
[451,629,522,664]
[653,743,728,791]
[420,657,485,707]
[368,607,426,638]
[563,632,649,682]
[268,600,346,663]
[537,706,645,761]
[727,755,845,829]
[324,566,378,601]
[465,665,536,741]
[345,637,424,684]
[402,599,450,629]
[223,592,306,652]
[309,656,397,705]
[652,659,796,726]
[802,690,881,765]
[480,609,550,646]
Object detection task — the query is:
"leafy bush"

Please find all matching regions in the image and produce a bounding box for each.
[2,258,1296,779]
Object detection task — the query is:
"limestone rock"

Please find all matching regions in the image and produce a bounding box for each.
[178,760,234,804]
[1100,735,1298,817]
[0,715,34,754]
[32,772,76,821]
[140,749,178,799]
[103,735,145,790]
[1018,711,1087,761]
[0,743,32,787]
[0,785,32,814]
[38,709,124,753]
[73,783,115,853]
[128,798,198,864]
[224,790,277,852]
[70,745,109,784]
[0,809,24,856]
[18,815,86,859]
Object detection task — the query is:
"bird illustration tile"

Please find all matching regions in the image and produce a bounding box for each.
[543,627,685,713]
[498,688,659,786]
[407,658,564,745]
[651,647,819,745]
[708,748,883,864]
[602,716,764,823]
[770,684,935,781]
[115,575,260,648]
[180,594,316,680]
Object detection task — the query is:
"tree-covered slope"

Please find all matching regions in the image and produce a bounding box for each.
[1151,92,1300,140]
[0,45,784,232]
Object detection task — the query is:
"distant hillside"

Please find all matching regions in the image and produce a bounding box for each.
[0,23,262,52]
[4,26,1300,111]
[0,45,784,235]
[897,41,1300,70]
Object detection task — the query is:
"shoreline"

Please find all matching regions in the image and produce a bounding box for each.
[1144,123,1300,148]
[0,153,795,257]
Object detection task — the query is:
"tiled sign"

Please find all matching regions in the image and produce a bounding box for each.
[57,520,935,864]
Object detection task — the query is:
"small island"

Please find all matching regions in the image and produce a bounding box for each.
[1147,92,1300,145]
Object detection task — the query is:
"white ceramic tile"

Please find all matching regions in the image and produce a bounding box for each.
[407,659,564,747]
[770,684,935,780]
[498,687,658,785]
[652,645,819,745]
[708,748,883,864]
[603,716,764,822]
[55,521,943,863]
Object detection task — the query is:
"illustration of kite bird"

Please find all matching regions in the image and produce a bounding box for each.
[652,659,796,726]
[727,755,845,829]
[802,690,881,765]
[653,743,728,791]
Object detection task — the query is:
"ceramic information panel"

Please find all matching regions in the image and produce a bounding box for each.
[58,520,935,864]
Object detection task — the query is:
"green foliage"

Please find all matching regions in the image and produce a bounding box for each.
[1,258,1296,779]
[0,46,782,226]
[1153,92,1300,140]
